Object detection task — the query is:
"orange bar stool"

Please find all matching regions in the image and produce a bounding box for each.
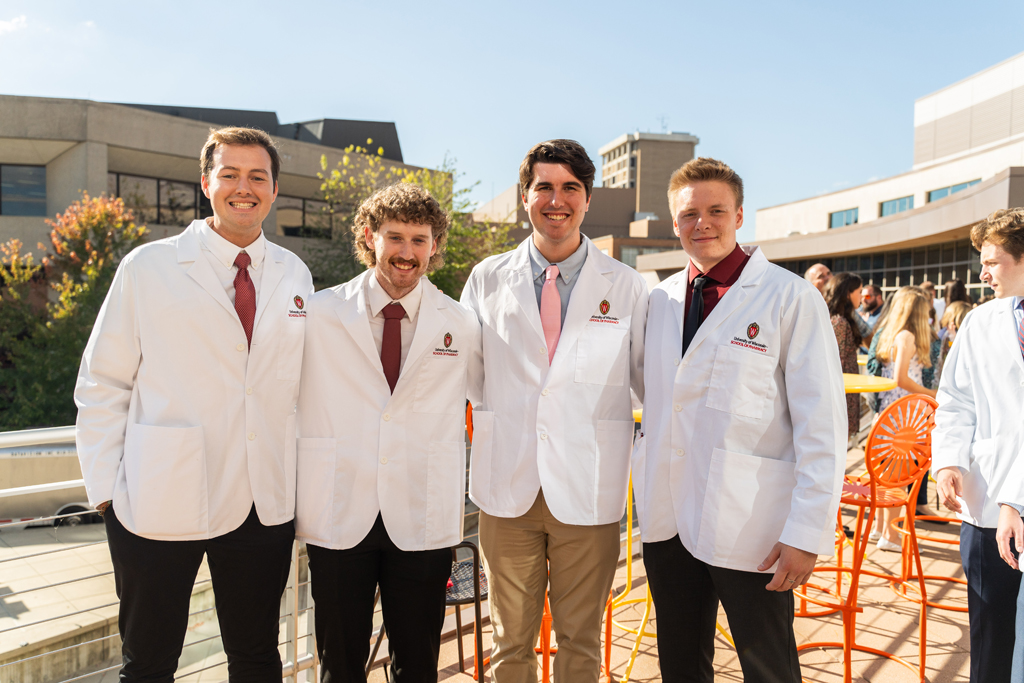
[889,512,966,612]
[793,394,937,683]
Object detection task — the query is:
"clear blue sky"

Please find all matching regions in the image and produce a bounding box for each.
[2,0,1023,242]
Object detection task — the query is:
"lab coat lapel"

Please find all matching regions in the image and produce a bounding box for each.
[334,272,387,381]
[500,240,546,344]
[996,300,1024,375]
[682,247,766,360]
[399,281,446,386]
[177,225,236,319]
[252,243,285,333]
[554,241,613,366]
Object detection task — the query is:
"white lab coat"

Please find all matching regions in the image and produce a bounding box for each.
[75,221,314,541]
[461,236,647,526]
[294,271,482,551]
[933,297,1024,528]
[635,246,845,572]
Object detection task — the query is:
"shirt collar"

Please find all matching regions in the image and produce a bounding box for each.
[528,235,588,284]
[198,218,266,270]
[1013,295,1024,311]
[366,269,423,322]
[687,243,747,285]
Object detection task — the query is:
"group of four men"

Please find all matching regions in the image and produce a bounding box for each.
[74,124,1024,683]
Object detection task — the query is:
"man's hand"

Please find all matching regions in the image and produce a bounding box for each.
[996,504,1023,571]
[759,542,817,591]
[935,467,964,513]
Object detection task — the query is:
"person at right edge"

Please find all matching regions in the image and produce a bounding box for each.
[934,207,1024,683]
[636,157,845,682]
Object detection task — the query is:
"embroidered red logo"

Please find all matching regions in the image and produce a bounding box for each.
[599,300,610,315]
[293,295,304,310]
[444,332,452,348]
[747,322,760,340]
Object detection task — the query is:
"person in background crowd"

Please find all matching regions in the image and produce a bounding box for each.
[978,294,996,305]
[804,262,832,293]
[939,300,972,365]
[944,278,972,307]
[922,280,945,327]
[824,273,864,444]
[871,286,941,551]
[75,127,313,682]
[639,157,844,683]
[859,284,885,331]
[934,207,1024,683]
[294,183,482,682]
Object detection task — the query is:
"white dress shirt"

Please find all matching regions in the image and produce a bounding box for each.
[365,271,422,373]
[198,218,266,304]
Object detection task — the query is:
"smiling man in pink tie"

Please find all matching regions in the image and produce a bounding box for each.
[462,139,648,682]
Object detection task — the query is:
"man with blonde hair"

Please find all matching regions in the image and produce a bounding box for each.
[935,207,1024,682]
[295,182,482,681]
[638,157,844,682]
[76,127,313,682]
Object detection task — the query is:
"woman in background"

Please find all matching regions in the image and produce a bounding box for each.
[943,278,972,307]
[939,300,972,365]
[824,273,863,444]
[872,286,941,551]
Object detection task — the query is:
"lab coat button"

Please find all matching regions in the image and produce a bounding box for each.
[383,413,391,422]
[236,343,245,351]
[248,432,256,441]
[540,433,548,440]
[674,404,682,412]
[540,347,546,354]
[542,389,550,396]
[380,457,388,464]
[676,448,684,456]
[246,387,253,395]
[673,359,680,366]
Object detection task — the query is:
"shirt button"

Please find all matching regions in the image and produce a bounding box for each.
[542,389,550,396]
[236,343,245,351]
[676,448,685,456]
[380,457,388,464]
[674,404,682,412]
[246,387,253,395]
[248,432,256,441]
[540,433,548,440]
[383,413,391,422]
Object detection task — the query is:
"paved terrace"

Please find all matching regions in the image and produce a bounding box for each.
[2,443,970,682]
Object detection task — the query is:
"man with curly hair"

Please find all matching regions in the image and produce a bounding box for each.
[294,182,482,681]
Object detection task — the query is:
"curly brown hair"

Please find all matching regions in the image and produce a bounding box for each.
[971,208,1024,261]
[352,182,450,272]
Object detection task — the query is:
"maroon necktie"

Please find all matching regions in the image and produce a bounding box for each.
[381,303,406,394]
[233,252,256,349]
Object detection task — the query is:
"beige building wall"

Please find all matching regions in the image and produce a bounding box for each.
[633,137,696,220]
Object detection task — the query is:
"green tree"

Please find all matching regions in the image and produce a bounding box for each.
[0,194,147,429]
[308,143,512,295]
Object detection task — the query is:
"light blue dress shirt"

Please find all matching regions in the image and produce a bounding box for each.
[527,236,588,325]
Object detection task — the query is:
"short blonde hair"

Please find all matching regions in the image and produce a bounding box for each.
[352,183,450,272]
[667,157,744,215]
[971,208,1024,261]
[939,300,972,331]
[200,127,281,183]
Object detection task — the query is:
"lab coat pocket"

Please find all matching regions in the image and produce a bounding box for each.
[295,438,336,544]
[414,356,466,414]
[277,323,305,381]
[123,424,207,538]
[695,448,796,570]
[575,326,628,386]
[425,441,466,547]
[706,345,776,420]
[468,410,494,503]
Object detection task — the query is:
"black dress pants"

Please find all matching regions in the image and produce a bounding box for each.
[961,522,1021,682]
[306,513,452,683]
[644,535,801,683]
[104,504,294,683]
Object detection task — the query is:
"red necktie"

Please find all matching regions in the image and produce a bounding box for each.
[381,303,406,393]
[233,252,256,349]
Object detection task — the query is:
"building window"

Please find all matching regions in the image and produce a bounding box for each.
[927,179,980,203]
[279,196,335,237]
[108,172,212,226]
[619,246,675,269]
[0,165,47,216]
[880,195,914,217]
[829,208,858,229]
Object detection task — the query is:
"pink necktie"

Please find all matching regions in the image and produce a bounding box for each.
[540,265,561,364]
[233,252,255,349]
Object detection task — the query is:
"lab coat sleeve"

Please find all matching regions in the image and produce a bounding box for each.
[932,315,975,475]
[777,287,846,554]
[461,271,485,409]
[74,257,142,507]
[628,278,648,404]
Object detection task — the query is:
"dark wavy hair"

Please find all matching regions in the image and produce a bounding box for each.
[519,139,596,199]
[352,182,450,272]
[824,272,864,347]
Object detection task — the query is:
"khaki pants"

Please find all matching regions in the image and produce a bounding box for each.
[480,490,620,683]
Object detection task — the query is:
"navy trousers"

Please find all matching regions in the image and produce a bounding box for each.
[961,522,1021,683]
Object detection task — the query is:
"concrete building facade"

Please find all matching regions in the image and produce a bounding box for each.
[636,50,1024,297]
[0,95,415,258]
